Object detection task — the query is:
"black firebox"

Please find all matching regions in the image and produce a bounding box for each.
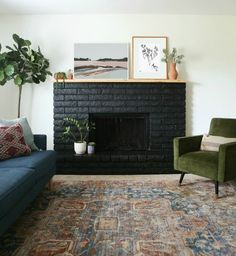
[89,113,150,152]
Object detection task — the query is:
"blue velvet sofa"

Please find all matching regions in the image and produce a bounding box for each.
[0,135,56,236]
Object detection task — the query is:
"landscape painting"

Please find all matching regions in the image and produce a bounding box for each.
[74,43,128,79]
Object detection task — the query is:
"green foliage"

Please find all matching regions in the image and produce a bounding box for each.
[0,34,52,117]
[5,34,52,86]
[54,72,67,85]
[0,44,15,85]
[161,48,184,64]
[62,117,96,143]
[88,142,96,146]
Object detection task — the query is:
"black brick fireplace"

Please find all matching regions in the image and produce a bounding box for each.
[54,81,186,174]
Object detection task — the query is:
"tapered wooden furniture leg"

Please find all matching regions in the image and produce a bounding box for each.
[48,178,53,191]
[179,172,185,186]
[215,181,219,198]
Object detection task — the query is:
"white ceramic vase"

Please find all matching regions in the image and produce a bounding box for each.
[74,141,87,155]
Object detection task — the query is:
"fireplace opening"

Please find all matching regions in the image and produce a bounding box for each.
[89,113,150,152]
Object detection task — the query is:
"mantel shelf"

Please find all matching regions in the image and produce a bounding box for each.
[54,79,186,84]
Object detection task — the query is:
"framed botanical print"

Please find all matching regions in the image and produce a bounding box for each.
[132,36,167,79]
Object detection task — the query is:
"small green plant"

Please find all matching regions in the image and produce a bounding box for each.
[88,142,96,146]
[54,72,67,84]
[161,48,184,64]
[62,117,95,143]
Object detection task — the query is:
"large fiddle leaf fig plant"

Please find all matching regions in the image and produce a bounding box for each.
[0,34,52,117]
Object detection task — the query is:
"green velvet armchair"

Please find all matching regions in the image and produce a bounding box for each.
[174,118,236,197]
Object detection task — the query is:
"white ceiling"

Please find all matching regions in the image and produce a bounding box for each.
[0,0,236,15]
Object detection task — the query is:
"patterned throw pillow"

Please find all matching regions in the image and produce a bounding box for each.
[200,134,236,152]
[0,117,39,151]
[0,123,31,160]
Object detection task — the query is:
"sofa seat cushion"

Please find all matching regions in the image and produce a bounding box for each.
[0,151,56,180]
[178,151,219,180]
[0,167,35,219]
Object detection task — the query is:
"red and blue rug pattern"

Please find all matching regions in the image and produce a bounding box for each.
[0,175,236,255]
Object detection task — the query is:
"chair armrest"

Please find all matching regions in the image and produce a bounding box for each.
[34,134,47,150]
[174,135,203,170]
[218,142,236,182]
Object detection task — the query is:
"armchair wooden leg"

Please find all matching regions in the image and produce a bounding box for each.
[48,178,53,191]
[179,172,185,186]
[215,181,219,198]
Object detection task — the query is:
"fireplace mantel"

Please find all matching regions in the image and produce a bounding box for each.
[54,80,186,174]
[55,79,186,84]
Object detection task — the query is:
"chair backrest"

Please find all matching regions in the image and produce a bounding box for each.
[209,118,236,137]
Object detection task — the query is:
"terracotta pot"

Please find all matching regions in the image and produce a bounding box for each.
[169,63,178,80]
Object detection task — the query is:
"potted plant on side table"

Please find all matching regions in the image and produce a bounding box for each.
[62,117,95,155]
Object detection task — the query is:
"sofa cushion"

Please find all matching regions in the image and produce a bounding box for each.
[0,151,56,180]
[0,123,31,160]
[178,151,218,180]
[0,167,35,219]
[0,117,39,151]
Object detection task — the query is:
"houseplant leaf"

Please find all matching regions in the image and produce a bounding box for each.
[4,64,14,76]
[14,75,23,85]
[0,70,5,81]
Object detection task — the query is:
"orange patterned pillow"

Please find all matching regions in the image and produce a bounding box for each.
[0,123,31,160]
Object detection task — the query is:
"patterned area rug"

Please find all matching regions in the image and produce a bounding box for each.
[0,174,236,256]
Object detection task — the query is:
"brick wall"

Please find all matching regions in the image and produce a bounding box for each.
[54,82,186,174]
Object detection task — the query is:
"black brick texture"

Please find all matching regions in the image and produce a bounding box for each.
[54,82,186,174]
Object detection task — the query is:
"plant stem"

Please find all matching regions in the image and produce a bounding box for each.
[17,85,22,118]
[70,131,77,141]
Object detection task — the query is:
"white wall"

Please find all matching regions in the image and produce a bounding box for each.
[0,14,236,149]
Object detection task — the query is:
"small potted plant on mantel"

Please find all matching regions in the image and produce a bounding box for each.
[62,117,95,155]
[161,48,184,80]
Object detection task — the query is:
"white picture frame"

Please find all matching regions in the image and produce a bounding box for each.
[132,36,168,79]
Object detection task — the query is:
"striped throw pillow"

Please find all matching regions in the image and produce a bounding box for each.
[200,134,236,152]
